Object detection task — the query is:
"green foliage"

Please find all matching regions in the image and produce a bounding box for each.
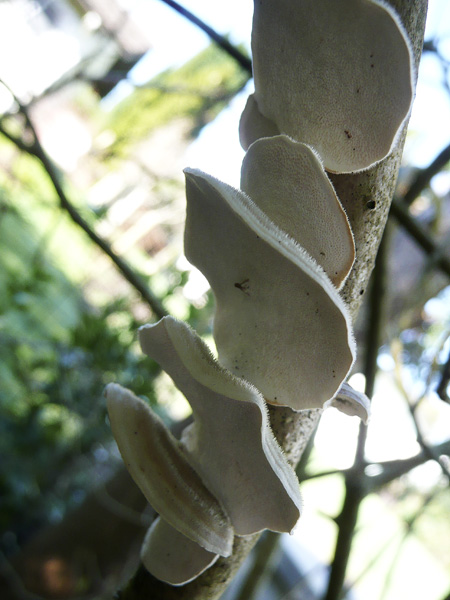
[0,165,213,536]
[0,40,236,545]
[102,43,249,160]
[0,191,158,531]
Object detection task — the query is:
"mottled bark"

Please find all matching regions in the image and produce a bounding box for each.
[117,1,428,598]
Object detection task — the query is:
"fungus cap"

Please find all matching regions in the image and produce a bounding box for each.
[105,383,233,556]
[244,0,414,173]
[241,136,354,288]
[141,518,219,586]
[184,168,355,410]
[139,316,302,536]
[325,382,371,424]
[239,94,279,151]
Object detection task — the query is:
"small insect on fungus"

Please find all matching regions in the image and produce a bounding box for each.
[234,278,250,295]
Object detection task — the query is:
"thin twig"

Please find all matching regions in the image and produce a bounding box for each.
[379,487,441,600]
[323,232,388,600]
[390,198,450,279]
[302,468,344,481]
[303,438,450,490]
[391,341,450,481]
[0,84,168,319]
[367,439,450,490]
[403,141,450,205]
[343,532,400,593]
[235,532,281,600]
[408,402,450,481]
[158,0,252,75]
[436,340,450,402]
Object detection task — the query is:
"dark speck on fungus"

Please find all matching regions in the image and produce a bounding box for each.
[244,0,413,173]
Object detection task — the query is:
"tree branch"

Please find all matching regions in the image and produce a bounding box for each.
[158,0,252,74]
[390,198,450,278]
[368,439,450,489]
[321,2,429,597]
[323,474,367,600]
[408,401,450,481]
[436,342,450,402]
[0,87,168,320]
[323,221,389,600]
[403,140,450,206]
[303,439,450,489]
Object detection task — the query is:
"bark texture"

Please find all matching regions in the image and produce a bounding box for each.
[117,1,428,598]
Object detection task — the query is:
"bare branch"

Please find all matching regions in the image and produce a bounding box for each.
[369,439,450,489]
[436,341,450,402]
[408,402,450,482]
[378,488,441,600]
[302,439,450,489]
[403,141,450,205]
[323,228,389,600]
[158,0,252,74]
[390,198,450,278]
[0,85,168,320]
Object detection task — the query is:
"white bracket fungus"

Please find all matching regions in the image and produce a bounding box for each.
[141,517,219,586]
[184,168,355,410]
[105,383,233,557]
[239,94,279,151]
[241,0,413,173]
[139,317,302,536]
[101,0,413,586]
[325,381,371,424]
[241,136,355,288]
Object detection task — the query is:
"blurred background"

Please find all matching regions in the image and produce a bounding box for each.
[0,1,449,599]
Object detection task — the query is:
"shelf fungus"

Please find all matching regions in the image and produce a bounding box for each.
[106,317,303,584]
[184,166,355,411]
[105,383,233,560]
[141,517,219,586]
[139,317,302,536]
[241,0,413,173]
[326,382,371,424]
[240,136,354,288]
